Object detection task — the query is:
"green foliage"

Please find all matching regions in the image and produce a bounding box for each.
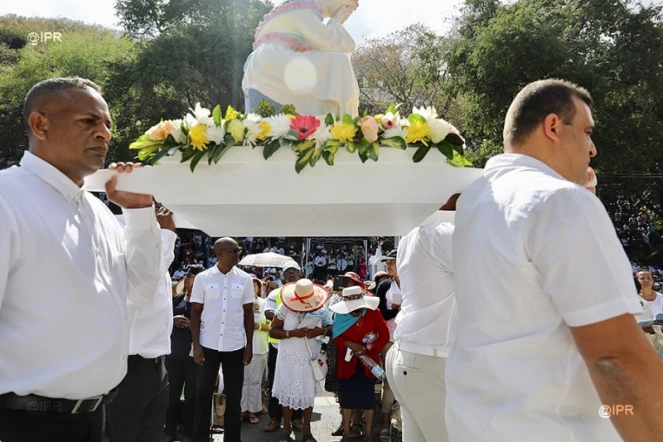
[255,99,275,118]
[0,15,135,167]
[280,104,297,116]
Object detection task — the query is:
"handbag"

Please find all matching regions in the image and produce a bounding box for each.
[305,338,329,382]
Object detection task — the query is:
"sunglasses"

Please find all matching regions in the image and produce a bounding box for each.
[220,248,242,254]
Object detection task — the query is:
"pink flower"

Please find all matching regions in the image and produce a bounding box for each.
[358,116,379,143]
[290,115,320,141]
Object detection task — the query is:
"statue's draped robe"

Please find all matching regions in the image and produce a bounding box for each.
[242,1,360,117]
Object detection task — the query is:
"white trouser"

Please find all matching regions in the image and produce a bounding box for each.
[386,344,449,442]
[241,353,268,413]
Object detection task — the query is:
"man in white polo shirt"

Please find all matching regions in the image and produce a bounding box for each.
[447,79,663,441]
[387,195,459,442]
[190,238,255,442]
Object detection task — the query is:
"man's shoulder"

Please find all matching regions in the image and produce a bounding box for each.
[232,266,251,279]
[0,166,34,199]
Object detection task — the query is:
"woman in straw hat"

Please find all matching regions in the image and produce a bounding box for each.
[269,279,333,442]
[331,286,389,441]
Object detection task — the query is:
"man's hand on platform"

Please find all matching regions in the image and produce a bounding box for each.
[105,162,153,209]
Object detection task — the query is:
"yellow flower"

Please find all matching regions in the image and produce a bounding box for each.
[405,121,432,145]
[330,122,357,142]
[228,119,245,143]
[225,105,240,121]
[256,121,272,141]
[189,124,209,151]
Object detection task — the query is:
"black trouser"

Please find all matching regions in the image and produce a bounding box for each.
[108,355,169,442]
[267,345,303,422]
[165,355,197,437]
[193,347,244,442]
[0,403,109,442]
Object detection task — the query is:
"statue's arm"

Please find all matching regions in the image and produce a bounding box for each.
[291,9,356,52]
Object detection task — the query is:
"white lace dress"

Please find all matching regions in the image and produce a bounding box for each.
[272,305,324,410]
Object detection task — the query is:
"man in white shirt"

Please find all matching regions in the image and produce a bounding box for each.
[108,204,178,442]
[447,79,663,441]
[191,237,255,442]
[0,77,163,442]
[263,261,305,433]
[387,196,459,442]
[314,253,327,280]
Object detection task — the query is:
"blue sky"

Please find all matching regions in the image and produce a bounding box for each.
[0,0,461,42]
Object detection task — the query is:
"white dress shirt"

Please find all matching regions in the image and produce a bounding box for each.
[191,265,254,352]
[446,154,642,441]
[641,292,663,316]
[0,151,163,399]
[127,229,177,358]
[394,222,456,355]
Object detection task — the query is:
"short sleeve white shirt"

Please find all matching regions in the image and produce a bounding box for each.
[394,222,456,354]
[446,154,642,442]
[191,265,254,352]
[641,292,663,316]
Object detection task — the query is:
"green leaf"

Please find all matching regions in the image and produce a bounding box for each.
[346,141,357,153]
[323,139,341,150]
[130,138,162,150]
[408,114,426,125]
[295,148,315,173]
[180,148,198,163]
[363,108,368,117]
[322,150,335,166]
[213,143,233,163]
[263,139,281,159]
[356,137,371,155]
[447,151,473,167]
[293,140,315,153]
[224,133,236,146]
[325,113,335,126]
[207,144,217,164]
[412,145,431,163]
[137,145,159,161]
[284,129,300,142]
[342,114,354,125]
[189,150,206,172]
[385,103,398,114]
[381,136,407,150]
[309,148,322,167]
[446,133,465,147]
[437,141,454,160]
[358,151,369,163]
[368,143,380,161]
[151,147,173,165]
[212,105,222,126]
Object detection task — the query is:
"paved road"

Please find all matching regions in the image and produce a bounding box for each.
[208,396,384,442]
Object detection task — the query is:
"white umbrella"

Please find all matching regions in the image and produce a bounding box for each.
[239,252,296,268]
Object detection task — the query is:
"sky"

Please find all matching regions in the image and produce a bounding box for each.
[0,0,463,42]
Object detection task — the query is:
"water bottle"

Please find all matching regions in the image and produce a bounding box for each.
[358,354,386,381]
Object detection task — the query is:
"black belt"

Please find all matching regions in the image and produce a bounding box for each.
[0,389,118,414]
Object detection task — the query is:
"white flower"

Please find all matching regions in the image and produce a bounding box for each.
[312,120,332,148]
[429,118,452,144]
[381,112,401,130]
[170,119,186,144]
[266,115,292,138]
[242,114,262,146]
[412,106,438,122]
[185,103,214,127]
[205,124,225,145]
[383,126,408,140]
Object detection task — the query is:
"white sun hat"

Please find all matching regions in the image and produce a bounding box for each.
[281,279,328,313]
[329,286,380,314]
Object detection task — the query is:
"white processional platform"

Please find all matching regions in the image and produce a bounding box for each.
[86,147,482,237]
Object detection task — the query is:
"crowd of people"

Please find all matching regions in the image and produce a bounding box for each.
[4,77,663,442]
[607,197,663,254]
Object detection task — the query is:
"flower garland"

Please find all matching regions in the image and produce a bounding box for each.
[130,103,470,174]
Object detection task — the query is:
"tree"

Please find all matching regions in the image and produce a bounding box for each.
[0,15,136,168]
[352,24,453,116]
[445,0,663,260]
[105,0,272,161]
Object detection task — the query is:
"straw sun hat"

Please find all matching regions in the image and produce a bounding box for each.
[330,286,380,314]
[281,279,329,313]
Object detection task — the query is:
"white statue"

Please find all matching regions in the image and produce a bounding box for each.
[242,0,360,117]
